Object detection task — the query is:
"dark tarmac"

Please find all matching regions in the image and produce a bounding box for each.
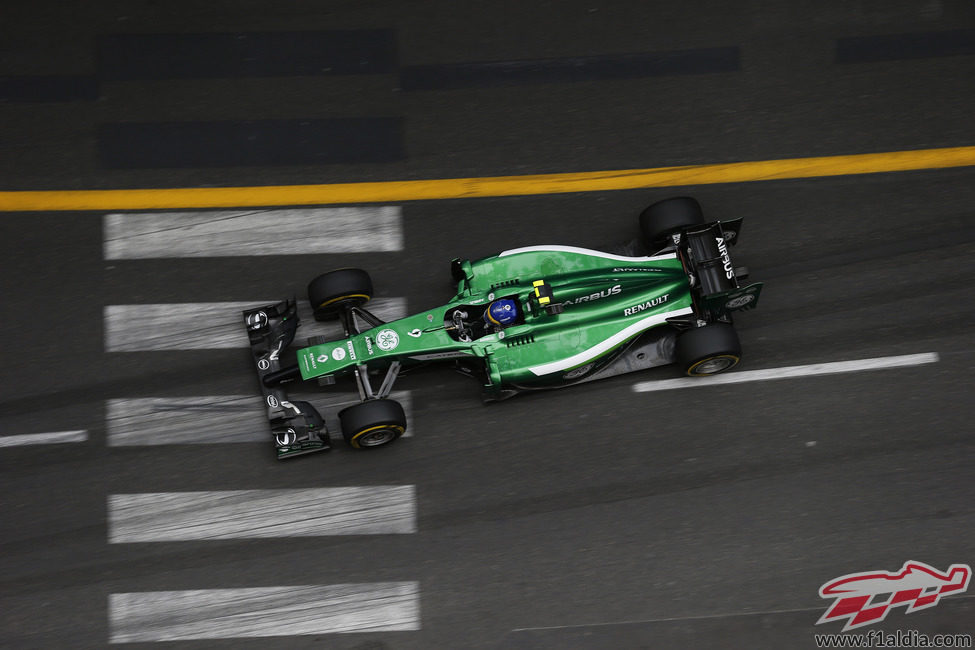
[1,2,973,648]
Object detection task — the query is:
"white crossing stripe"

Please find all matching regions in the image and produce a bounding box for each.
[104,207,403,258]
[0,430,88,447]
[106,391,414,445]
[109,582,420,642]
[108,486,417,542]
[632,352,939,393]
[104,298,406,351]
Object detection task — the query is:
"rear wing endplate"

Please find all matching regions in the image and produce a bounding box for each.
[701,282,764,316]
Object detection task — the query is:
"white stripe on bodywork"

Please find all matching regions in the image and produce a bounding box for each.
[104,298,406,351]
[632,352,939,392]
[106,391,414,445]
[528,307,694,376]
[499,245,677,263]
[104,206,402,258]
[0,430,88,447]
[109,582,420,642]
[108,486,416,542]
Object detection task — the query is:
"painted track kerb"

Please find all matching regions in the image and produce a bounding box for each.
[632,352,939,393]
[3,146,975,211]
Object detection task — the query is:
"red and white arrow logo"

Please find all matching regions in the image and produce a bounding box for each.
[817,561,970,631]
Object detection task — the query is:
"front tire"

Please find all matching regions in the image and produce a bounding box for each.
[640,196,705,249]
[676,323,741,376]
[307,268,373,321]
[338,399,407,449]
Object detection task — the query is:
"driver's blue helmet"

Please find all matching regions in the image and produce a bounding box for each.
[484,298,518,326]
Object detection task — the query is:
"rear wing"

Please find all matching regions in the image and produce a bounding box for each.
[681,218,763,318]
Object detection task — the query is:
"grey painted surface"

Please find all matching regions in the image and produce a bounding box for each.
[0,430,88,446]
[108,486,417,542]
[104,207,402,259]
[109,582,420,642]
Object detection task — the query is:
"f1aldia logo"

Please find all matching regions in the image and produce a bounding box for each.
[816,560,971,631]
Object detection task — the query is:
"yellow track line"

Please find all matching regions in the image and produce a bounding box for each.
[2,146,974,211]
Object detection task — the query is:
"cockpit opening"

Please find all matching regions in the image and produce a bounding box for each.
[445,296,524,342]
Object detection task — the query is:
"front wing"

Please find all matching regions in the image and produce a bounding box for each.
[243,299,330,459]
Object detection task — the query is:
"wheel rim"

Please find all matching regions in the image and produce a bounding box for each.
[357,428,396,447]
[690,355,738,375]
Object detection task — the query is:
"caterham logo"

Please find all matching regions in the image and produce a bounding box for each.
[376,329,400,351]
[725,294,755,309]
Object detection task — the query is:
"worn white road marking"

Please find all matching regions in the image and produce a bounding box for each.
[104,298,406,351]
[0,430,88,447]
[509,595,974,634]
[632,352,939,393]
[109,582,420,642]
[106,391,414,445]
[510,605,834,633]
[104,206,403,258]
[108,486,416,542]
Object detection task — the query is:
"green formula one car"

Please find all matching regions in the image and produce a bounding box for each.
[243,196,763,459]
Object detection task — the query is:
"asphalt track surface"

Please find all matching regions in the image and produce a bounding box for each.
[2,2,975,648]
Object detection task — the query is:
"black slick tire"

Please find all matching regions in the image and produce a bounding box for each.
[338,399,407,449]
[676,323,741,376]
[640,197,705,249]
[307,268,373,320]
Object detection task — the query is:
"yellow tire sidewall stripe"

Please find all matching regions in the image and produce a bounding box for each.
[317,294,370,309]
[350,424,405,448]
[686,354,740,376]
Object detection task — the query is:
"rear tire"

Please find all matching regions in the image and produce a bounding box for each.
[676,323,741,376]
[640,197,705,249]
[307,268,373,321]
[338,399,407,449]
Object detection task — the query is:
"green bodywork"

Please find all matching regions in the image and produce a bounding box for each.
[296,246,704,398]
